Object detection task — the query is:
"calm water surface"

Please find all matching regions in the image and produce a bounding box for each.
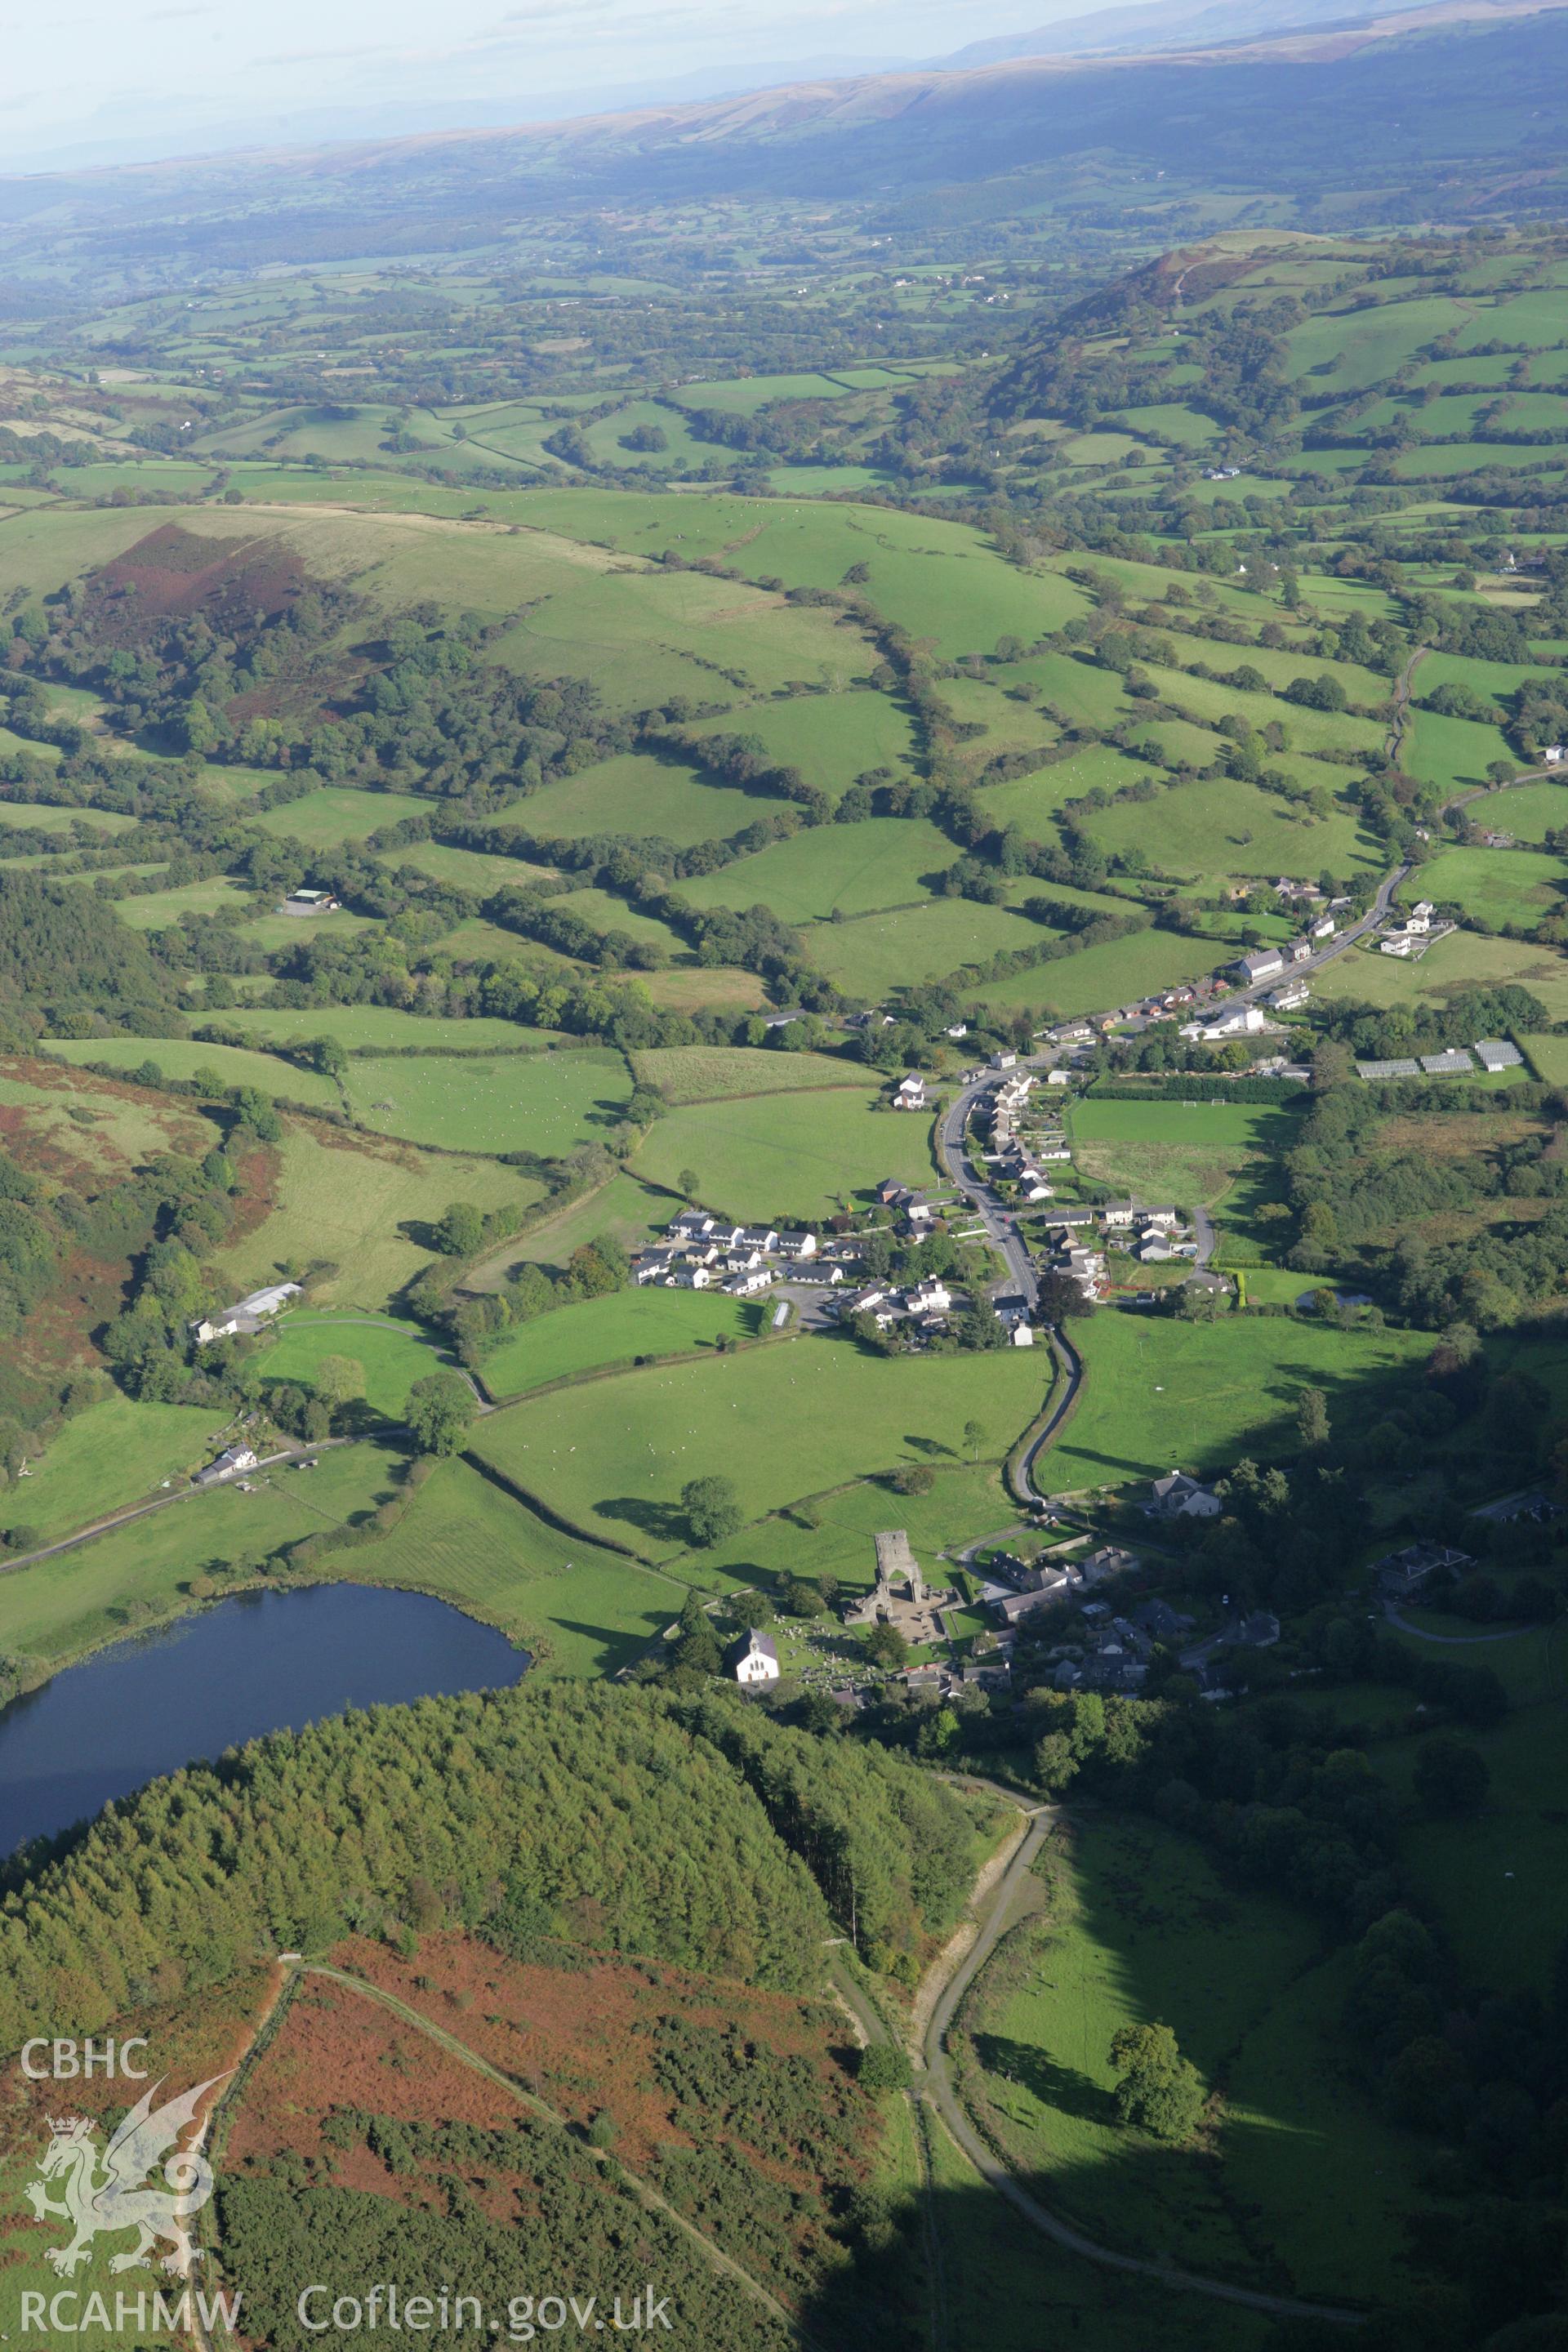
[0,1583,528,1857]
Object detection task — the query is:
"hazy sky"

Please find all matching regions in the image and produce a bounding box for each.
[2,0,1116,171]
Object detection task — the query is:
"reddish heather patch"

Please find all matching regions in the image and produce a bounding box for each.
[328,1932,867,2189]
[227,1978,514,2185]
[224,1138,280,1248]
[87,527,308,639]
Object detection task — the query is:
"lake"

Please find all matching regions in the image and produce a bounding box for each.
[0,1584,528,1859]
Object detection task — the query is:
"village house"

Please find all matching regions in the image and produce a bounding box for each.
[668,1209,721,1244]
[737,1224,780,1252]
[1268,978,1312,1012]
[904,1194,940,1228]
[1132,1597,1196,1644]
[191,1281,302,1346]
[875,1177,910,1207]
[1374,1541,1474,1601]
[194,1441,261,1488]
[728,1628,781,1686]
[1312,913,1336,939]
[774,1231,819,1260]
[633,1248,679,1285]
[1147,1470,1222,1521]
[892,1072,927,1111]
[904,1277,952,1319]
[723,1267,775,1297]
[1235,947,1284,985]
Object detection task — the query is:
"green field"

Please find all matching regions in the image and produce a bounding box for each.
[342,1046,631,1154]
[375,840,561,893]
[44,1035,343,1107]
[479,1287,760,1401]
[506,751,782,844]
[679,817,956,923]
[257,1311,451,1414]
[0,1441,408,1666]
[5,1396,218,1544]
[466,1171,670,1288]
[344,1455,684,1677]
[969,929,1221,1021]
[1401,845,1568,929]
[1522,1032,1568,1084]
[209,1122,539,1312]
[1071,1098,1297,1219]
[1406,707,1520,795]
[631,1083,937,1219]
[1080,773,1380,884]
[1312,927,1568,1019]
[216,1007,559,1053]
[0,800,135,835]
[804,898,1048,997]
[115,875,256,929]
[630,1044,865,1102]
[1033,1306,1431,1495]
[254,786,430,846]
[1476,780,1568,844]
[962,1815,1423,2304]
[470,1334,1048,1560]
[688,691,916,800]
[1378,1697,1568,1999]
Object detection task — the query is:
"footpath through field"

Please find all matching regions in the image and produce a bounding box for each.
[275,1959,813,2345]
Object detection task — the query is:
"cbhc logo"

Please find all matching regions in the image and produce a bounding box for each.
[20,2039,150,2079]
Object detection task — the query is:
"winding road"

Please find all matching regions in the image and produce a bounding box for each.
[934,1069,1085,1505]
[902,1780,1367,2327]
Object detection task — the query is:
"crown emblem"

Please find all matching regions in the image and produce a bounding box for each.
[46,2117,90,2140]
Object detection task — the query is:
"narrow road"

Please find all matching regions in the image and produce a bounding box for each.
[936,1075,1040,1311]
[933,1071,1083,1506]
[915,1786,1366,2326]
[1388,644,1428,767]
[1382,1598,1547,1645]
[0,1437,359,1575]
[1016,1325,1083,1505]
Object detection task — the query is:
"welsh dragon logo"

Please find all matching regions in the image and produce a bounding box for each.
[25,2076,228,2277]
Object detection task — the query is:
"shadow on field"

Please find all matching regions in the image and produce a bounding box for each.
[971,2029,1112,2124]
[596,1495,691,1543]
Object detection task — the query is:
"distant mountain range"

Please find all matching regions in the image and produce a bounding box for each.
[938,0,1429,65]
[8,0,1568,279]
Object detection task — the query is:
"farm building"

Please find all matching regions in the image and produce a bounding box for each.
[191,1281,302,1346]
